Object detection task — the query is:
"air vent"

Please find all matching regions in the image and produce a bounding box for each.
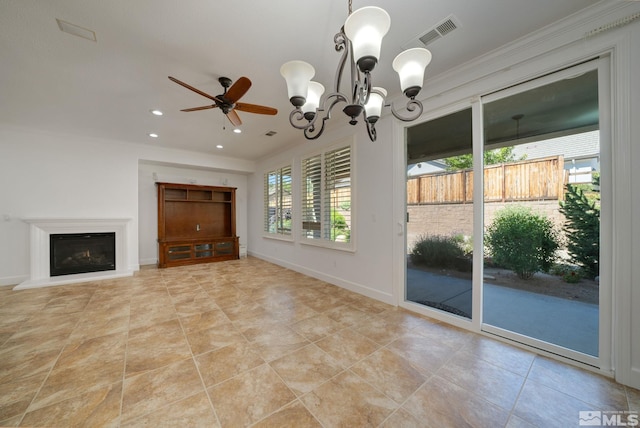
[265,131,277,137]
[56,19,97,42]
[415,15,460,47]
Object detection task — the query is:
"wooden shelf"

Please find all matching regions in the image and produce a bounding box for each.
[156,182,239,268]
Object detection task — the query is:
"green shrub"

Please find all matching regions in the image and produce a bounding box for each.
[330,210,350,241]
[551,263,583,283]
[485,206,560,279]
[410,235,466,269]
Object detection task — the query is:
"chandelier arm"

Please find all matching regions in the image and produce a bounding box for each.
[334,31,349,94]
[389,98,424,122]
[288,109,318,130]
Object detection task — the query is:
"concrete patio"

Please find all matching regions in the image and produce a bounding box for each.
[407,269,598,356]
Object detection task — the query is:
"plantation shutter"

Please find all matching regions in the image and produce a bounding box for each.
[302,155,322,239]
[324,146,351,242]
[264,165,292,236]
[278,165,292,234]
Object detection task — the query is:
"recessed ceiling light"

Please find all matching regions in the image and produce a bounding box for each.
[216,145,223,149]
[150,109,163,116]
[233,128,242,134]
[149,133,158,138]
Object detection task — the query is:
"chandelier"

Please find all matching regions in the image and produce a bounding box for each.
[280,1,432,142]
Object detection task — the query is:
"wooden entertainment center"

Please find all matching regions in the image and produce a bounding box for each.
[156,182,239,268]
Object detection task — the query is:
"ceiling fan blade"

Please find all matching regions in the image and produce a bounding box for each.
[181,105,217,112]
[224,77,251,103]
[168,76,222,102]
[235,103,277,115]
[226,109,242,127]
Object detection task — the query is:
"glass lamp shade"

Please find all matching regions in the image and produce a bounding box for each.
[392,48,432,98]
[301,81,325,116]
[344,6,390,73]
[280,60,315,107]
[364,87,387,123]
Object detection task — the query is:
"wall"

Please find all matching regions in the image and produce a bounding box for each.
[0,125,253,285]
[247,119,397,304]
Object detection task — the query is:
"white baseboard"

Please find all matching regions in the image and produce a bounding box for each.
[248,251,395,306]
[0,275,28,287]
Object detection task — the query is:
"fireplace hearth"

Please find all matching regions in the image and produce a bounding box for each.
[50,232,116,276]
[16,218,133,290]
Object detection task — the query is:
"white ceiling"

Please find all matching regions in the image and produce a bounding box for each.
[0,0,603,161]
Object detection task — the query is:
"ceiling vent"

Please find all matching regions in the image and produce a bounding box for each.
[56,19,97,42]
[415,15,460,47]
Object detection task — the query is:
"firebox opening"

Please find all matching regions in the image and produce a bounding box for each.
[50,232,116,277]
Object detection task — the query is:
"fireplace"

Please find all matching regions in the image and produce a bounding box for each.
[50,232,116,276]
[16,218,133,290]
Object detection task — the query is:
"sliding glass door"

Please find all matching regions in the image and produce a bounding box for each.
[405,59,609,366]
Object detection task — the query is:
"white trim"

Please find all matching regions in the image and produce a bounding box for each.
[15,218,134,289]
[249,250,393,305]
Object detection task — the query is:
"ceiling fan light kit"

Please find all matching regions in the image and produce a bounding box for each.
[280,3,432,141]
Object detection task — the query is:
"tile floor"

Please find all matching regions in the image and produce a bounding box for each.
[0,257,638,427]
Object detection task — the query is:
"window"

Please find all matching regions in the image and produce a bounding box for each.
[264,165,292,237]
[301,143,353,249]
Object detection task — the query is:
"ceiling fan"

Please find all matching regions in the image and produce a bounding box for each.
[168,76,277,126]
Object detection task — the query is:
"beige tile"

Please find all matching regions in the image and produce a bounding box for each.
[270,344,343,396]
[528,356,628,409]
[126,319,191,377]
[208,363,296,427]
[185,322,247,356]
[462,335,535,376]
[179,308,230,334]
[402,375,510,427]
[628,386,640,411]
[505,414,539,428]
[386,331,456,375]
[315,328,380,369]
[291,314,344,342]
[437,349,525,410]
[0,347,60,384]
[351,348,426,404]
[121,391,219,428]
[195,341,264,387]
[324,305,371,327]
[172,290,219,317]
[21,381,121,428]
[301,370,397,427]
[122,358,204,423]
[30,332,127,410]
[252,399,322,428]
[379,408,424,428]
[347,296,391,315]
[355,316,414,346]
[0,371,47,421]
[69,304,130,341]
[411,318,473,350]
[376,307,436,330]
[513,379,594,427]
[242,324,309,362]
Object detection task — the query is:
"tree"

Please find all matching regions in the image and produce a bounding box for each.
[559,177,600,279]
[444,147,525,171]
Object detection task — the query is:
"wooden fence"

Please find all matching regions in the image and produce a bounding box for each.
[407,156,567,205]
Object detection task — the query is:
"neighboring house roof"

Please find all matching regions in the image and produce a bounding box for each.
[513,130,599,161]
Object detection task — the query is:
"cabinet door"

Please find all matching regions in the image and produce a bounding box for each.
[166,244,191,261]
[215,241,234,256]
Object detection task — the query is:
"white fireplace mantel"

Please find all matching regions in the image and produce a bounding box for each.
[15,218,134,290]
